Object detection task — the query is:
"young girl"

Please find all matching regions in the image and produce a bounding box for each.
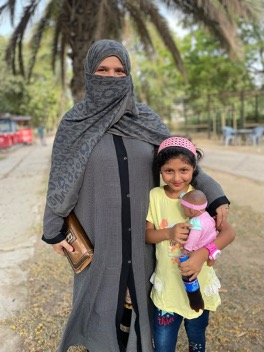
[146,137,235,352]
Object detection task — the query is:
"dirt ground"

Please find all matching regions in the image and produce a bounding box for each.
[0,137,263,352]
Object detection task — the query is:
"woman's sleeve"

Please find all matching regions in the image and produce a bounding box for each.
[192,166,230,217]
[42,203,66,244]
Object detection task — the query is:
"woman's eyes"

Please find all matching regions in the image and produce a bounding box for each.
[95,68,125,74]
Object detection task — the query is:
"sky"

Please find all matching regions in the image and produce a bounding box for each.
[0,0,46,36]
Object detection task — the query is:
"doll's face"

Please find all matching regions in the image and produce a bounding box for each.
[181,203,204,218]
[181,204,193,218]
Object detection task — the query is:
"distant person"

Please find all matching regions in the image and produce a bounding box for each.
[38,126,46,145]
[146,136,235,352]
[42,40,232,352]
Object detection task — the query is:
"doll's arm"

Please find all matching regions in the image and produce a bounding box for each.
[179,221,235,280]
[184,228,202,251]
[192,166,230,227]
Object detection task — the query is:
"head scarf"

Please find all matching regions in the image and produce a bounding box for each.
[47,39,169,216]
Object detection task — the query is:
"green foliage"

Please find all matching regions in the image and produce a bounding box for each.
[182,29,254,96]
[175,27,261,126]
[0,37,30,114]
[239,22,264,88]
[1,11,264,130]
[0,34,71,129]
[128,24,184,123]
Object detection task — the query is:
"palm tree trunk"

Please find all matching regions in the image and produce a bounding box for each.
[65,0,100,103]
[70,43,91,103]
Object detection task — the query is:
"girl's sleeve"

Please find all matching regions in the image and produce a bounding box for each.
[146,191,154,224]
[42,203,66,244]
[191,166,230,217]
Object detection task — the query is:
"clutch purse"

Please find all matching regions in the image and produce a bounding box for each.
[63,211,94,274]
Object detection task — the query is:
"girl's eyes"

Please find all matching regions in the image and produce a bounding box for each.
[163,168,190,174]
[163,169,173,173]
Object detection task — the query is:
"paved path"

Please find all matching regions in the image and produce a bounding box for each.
[0,140,53,352]
[198,143,264,214]
[200,147,264,183]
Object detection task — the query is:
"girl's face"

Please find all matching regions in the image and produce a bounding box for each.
[94,56,126,76]
[160,157,194,196]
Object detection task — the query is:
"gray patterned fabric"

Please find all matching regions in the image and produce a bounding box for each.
[47,39,169,216]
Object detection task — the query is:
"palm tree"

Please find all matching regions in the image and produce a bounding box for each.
[0,0,263,103]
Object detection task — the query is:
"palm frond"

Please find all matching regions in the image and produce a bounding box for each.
[8,0,15,25]
[0,0,15,25]
[141,0,188,83]
[28,1,55,81]
[5,0,39,76]
[219,0,264,22]
[51,16,61,72]
[163,0,264,59]
[60,33,66,89]
[124,0,153,55]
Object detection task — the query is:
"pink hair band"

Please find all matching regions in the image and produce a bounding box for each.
[158,137,196,156]
[180,198,207,210]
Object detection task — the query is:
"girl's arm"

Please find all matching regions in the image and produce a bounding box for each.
[192,166,230,227]
[179,220,235,280]
[146,220,191,245]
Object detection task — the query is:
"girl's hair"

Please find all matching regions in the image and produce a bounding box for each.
[153,137,203,184]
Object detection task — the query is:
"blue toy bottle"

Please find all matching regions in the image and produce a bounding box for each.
[179,254,204,312]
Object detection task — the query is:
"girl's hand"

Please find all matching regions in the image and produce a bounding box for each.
[178,248,208,281]
[215,204,230,229]
[169,222,191,246]
[207,258,215,267]
[52,240,73,256]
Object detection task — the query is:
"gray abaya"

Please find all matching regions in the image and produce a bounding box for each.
[44,134,157,351]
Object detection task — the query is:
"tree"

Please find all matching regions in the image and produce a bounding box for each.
[127,24,184,122]
[0,0,263,103]
[239,22,264,88]
[0,34,69,128]
[182,29,255,97]
[0,36,30,114]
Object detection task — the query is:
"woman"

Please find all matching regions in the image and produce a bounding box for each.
[42,39,231,352]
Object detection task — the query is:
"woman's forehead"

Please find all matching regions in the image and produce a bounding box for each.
[97,55,124,67]
[85,39,130,74]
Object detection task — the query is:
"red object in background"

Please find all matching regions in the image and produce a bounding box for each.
[17,127,33,144]
[0,113,33,148]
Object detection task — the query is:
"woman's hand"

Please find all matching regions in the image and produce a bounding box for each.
[215,204,230,229]
[52,239,73,256]
[169,222,191,246]
[178,248,208,281]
